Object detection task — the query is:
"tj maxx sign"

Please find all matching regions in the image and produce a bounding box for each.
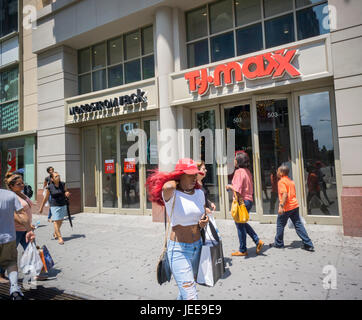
[184,48,301,96]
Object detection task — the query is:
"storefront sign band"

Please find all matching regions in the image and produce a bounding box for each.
[185,48,301,96]
[69,89,147,116]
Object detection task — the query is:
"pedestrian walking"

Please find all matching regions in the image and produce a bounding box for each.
[197,161,216,213]
[4,173,34,251]
[0,188,35,300]
[13,169,33,199]
[39,172,71,245]
[271,165,314,252]
[146,158,209,300]
[43,167,54,222]
[226,151,264,256]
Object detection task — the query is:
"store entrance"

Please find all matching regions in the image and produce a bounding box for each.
[82,117,158,214]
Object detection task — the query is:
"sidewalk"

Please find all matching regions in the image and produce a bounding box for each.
[18,213,362,300]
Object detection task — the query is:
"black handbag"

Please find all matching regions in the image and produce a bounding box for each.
[156,194,176,285]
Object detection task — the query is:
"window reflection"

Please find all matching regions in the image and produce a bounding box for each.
[299,92,338,216]
[224,105,255,213]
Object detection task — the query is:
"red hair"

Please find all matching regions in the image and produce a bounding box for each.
[146,169,202,207]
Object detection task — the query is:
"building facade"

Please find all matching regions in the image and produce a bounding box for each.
[0,0,43,200]
[28,0,362,236]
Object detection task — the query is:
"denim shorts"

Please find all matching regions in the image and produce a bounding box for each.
[167,239,202,300]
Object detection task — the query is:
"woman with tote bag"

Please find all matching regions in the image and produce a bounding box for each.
[146,158,209,300]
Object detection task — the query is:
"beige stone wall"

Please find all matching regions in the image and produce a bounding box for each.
[22,0,39,131]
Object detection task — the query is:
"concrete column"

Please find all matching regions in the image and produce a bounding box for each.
[36,46,81,214]
[329,0,362,236]
[155,6,178,172]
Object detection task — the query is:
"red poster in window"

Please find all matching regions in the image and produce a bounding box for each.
[7,149,17,173]
[104,159,115,174]
[124,158,136,173]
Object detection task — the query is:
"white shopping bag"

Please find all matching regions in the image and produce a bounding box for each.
[288,216,306,229]
[20,242,43,276]
[197,241,215,287]
[43,189,49,207]
[205,214,221,242]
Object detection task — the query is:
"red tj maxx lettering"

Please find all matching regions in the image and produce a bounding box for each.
[185,49,301,96]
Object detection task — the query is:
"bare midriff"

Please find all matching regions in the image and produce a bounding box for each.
[170,224,201,243]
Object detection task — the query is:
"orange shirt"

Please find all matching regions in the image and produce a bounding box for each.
[278,176,299,212]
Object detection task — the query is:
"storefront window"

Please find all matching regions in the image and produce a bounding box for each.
[299,92,338,216]
[195,110,220,211]
[209,0,233,34]
[235,0,261,26]
[78,74,91,95]
[257,99,292,215]
[142,26,153,55]
[92,69,106,92]
[108,65,123,88]
[236,23,263,56]
[1,66,18,103]
[0,66,19,134]
[78,48,91,74]
[92,43,106,71]
[187,40,209,68]
[0,136,35,200]
[210,31,234,62]
[108,37,123,66]
[120,122,140,209]
[144,120,158,209]
[125,31,140,60]
[101,126,118,208]
[263,0,293,18]
[77,26,154,94]
[224,105,255,213]
[297,2,330,40]
[186,6,208,41]
[0,0,18,38]
[125,59,141,84]
[142,55,155,79]
[265,13,295,48]
[185,0,328,68]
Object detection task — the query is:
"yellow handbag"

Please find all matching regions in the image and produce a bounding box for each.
[231,191,249,223]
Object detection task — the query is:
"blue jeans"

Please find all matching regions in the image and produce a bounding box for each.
[16,231,29,251]
[235,200,259,253]
[48,195,52,219]
[167,239,202,300]
[274,207,313,248]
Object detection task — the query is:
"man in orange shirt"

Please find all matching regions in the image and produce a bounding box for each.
[271,165,314,252]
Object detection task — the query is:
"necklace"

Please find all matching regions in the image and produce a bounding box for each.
[179,187,193,194]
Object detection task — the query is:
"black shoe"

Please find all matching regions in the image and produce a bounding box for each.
[269,243,284,249]
[10,291,24,300]
[301,244,315,252]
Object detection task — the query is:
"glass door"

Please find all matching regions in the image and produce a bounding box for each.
[83,127,100,212]
[119,121,141,211]
[192,107,224,219]
[253,96,296,222]
[294,89,342,224]
[100,125,119,212]
[221,102,257,220]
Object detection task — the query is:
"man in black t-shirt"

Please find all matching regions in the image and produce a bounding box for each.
[43,167,54,221]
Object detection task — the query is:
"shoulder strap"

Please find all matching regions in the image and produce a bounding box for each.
[163,192,176,250]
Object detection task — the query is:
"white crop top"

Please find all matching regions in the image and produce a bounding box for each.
[162,189,205,227]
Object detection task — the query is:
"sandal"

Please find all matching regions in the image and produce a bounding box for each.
[52,233,58,240]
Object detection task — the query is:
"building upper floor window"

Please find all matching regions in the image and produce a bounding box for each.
[78,25,154,95]
[0,66,19,134]
[0,0,18,38]
[186,0,329,68]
